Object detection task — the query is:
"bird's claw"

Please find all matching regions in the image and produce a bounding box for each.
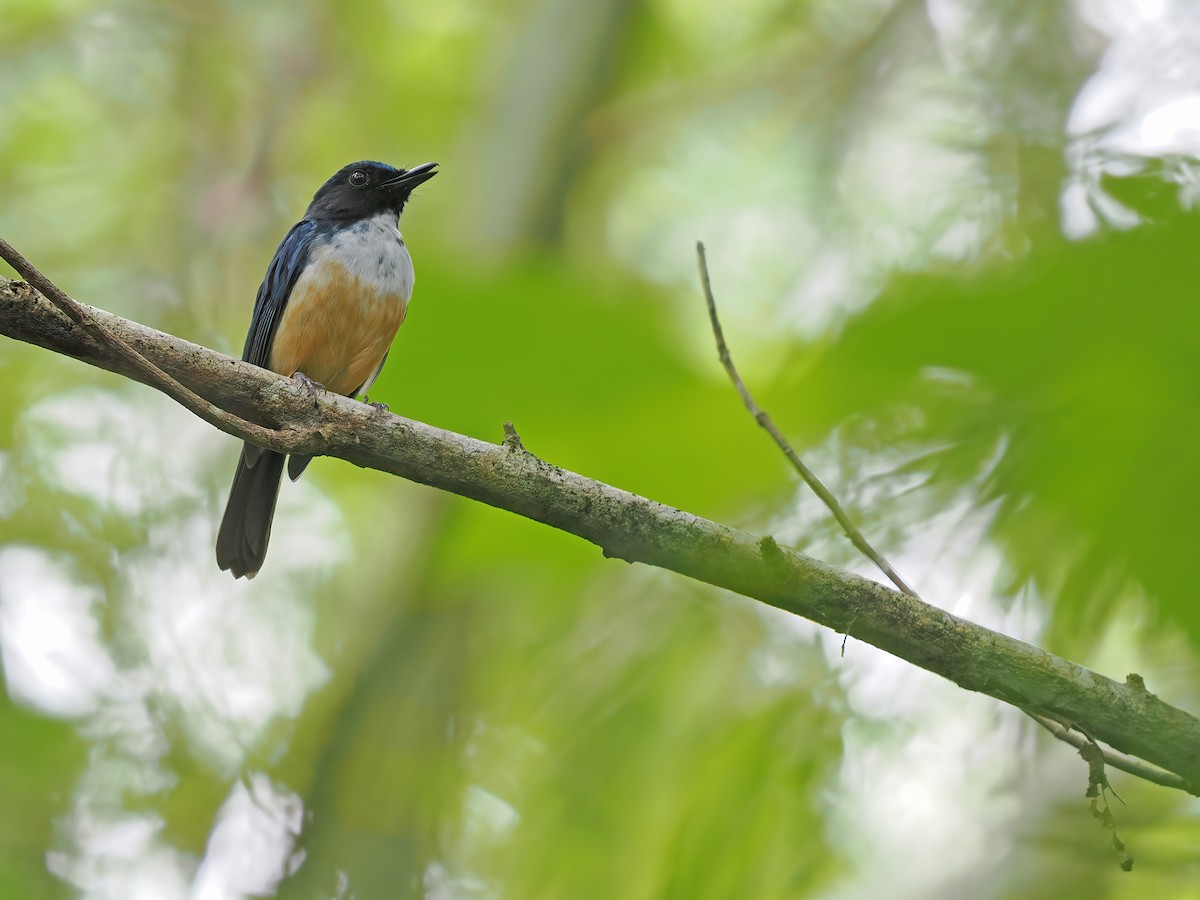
[363,396,390,416]
[293,371,326,406]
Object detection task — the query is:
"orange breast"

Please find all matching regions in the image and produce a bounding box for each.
[269,259,409,396]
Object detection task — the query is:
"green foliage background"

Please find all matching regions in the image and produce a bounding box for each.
[2,0,1199,897]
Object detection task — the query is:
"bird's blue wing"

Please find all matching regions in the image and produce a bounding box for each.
[242,220,317,367]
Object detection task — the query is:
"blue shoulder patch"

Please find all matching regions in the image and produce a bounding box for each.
[242,220,319,368]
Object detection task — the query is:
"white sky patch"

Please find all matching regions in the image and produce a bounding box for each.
[123,518,333,775]
[823,701,1030,900]
[1059,179,1100,240]
[1137,95,1200,153]
[606,7,1001,358]
[49,807,193,900]
[463,784,521,846]
[605,115,824,348]
[0,546,115,718]
[1076,0,1169,37]
[191,774,304,900]
[780,244,879,337]
[19,387,226,516]
[1065,0,1200,235]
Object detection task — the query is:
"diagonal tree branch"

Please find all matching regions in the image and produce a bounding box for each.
[2,269,1199,795]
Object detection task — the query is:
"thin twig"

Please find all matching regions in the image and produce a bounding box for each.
[695,241,920,598]
[0,236,289,448]
[1029,712,1192,794]
[695,243,1200,800]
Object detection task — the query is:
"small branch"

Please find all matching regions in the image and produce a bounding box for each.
[0,237,293,450]
[695,241,920,598]
[1030,712,1192,794]
[502,420,526,453]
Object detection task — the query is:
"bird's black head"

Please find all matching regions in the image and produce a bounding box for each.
[305,159,438,221]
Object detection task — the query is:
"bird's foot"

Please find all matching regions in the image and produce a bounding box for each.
[362,396,390,416]
[293,371,326,407]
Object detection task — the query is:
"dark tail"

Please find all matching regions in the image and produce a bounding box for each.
[216,444,285,579]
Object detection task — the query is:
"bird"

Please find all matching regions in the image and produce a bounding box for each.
[216,159,438,579]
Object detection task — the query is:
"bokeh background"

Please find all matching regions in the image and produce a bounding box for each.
[3,0,1200,897]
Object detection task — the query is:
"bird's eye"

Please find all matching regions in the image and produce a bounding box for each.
[348,170,369,187]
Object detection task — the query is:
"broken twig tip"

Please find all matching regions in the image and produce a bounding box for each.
[758,534,783,562]
[601,546,634,564]
[502,421,526,453]
[1125,673,1154,696]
